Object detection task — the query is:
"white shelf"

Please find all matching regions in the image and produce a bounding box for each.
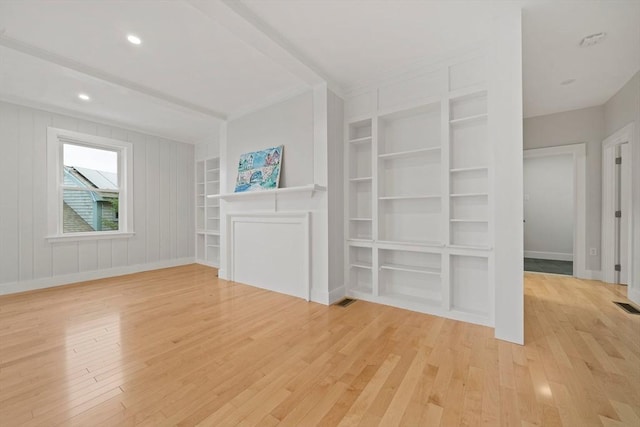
[196,230,220,236]
[350,177,372,182]
[207,180,220,184]
[349,218,372,221]
[448,244,493,251]
[379,195,440,200]
[450,219,488,223]
[207,244,220,248]
[348,238,373,244]
[450,166,488,173]
[450,193,488,198]
[379,263,440,276]
[449,113,488,125]
[378,147,440,160]
[376,239,443,248]
[350,262,372,270]
[208,184,326,201]
[349,136,372,144]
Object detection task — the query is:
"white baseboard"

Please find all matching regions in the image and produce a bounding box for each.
[524,250,573,261]
[628,287,640,305]
[309,285,344,305]
[0,257,196,296]
[195,260,220,269]
[328,285,346,305]
[582,270,602,281]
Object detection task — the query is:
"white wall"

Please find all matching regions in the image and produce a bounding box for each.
[524,106,604,270]
[0,101,195,295]
[327,89,344,295]
[604,71,640,303]
[220,89,339,304]
[490,4,524,344]
[524,154,573,260]
[226,92,314,191]
[195,122,221,161]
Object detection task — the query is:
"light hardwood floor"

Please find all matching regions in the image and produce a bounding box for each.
[0,265,638,426]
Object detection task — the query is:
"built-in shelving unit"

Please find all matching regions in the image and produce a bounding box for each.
[343,59,492,326]
[195,157,220,268]
[347,119,374,242]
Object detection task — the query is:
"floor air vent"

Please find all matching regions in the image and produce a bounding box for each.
[336,298,356,307]
[613,301,640,315]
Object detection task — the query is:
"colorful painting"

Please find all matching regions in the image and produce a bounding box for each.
[234,145,283,193]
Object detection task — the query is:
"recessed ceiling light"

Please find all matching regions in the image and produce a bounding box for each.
[127,34,142,45]
[580,32,606,47]
[78,93,91,101]
[560,79,576,86]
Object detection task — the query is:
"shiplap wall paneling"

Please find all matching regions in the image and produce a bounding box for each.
[18,106,34,281]
[0,103,20,284]
[0,101,195,294]
[146,140,161,264]
[32,109,54,279]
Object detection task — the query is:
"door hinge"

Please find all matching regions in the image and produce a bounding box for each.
[615,264,621,272]
[615,210,622,218]
[615,157,622,165]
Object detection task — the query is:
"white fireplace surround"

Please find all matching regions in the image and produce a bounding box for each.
[225,212,311,301]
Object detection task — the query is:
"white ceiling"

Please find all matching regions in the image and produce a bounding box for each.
[0,0,638,142]
[240,0,495,90]
[522,0,640,118]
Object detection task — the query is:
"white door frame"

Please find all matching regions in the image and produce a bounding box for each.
[601,122,634,285]
[523,143,587,278]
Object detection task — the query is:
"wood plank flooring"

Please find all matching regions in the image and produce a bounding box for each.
[0,264,638,426]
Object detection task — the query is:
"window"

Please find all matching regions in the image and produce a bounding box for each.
[47,128,133,241]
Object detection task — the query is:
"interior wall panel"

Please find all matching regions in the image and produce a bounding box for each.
[0,103,20,284]
[0,101,195,293]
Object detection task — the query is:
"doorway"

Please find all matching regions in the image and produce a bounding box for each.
[523,144,587,277]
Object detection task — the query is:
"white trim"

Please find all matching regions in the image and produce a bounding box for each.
[226,211,311,301]
[629,288,640,305]
[209,184,326,201]
[601,122,635,285]
[523,251,573,261]
[46,232,135,243]
[584,270,602,281]
[0,258,195,296]
[310,285,346,306]
[47,127,134,240]
[524,143,587,278]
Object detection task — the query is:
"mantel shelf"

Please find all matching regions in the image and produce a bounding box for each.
[207,184,327,201]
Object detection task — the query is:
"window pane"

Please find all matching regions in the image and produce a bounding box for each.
[63,189,119,233]
[63,144,118,190]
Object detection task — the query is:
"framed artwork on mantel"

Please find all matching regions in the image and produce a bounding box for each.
[234,145,283,193]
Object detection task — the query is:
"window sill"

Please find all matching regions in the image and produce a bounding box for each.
[46,232,135,243]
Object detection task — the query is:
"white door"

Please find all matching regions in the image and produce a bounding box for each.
[619,143,631,284]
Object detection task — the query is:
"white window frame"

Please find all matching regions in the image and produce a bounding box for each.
[46,127,134,242]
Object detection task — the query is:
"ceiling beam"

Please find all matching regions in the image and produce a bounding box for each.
[186,0,343,96]
[0,34,227,121]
